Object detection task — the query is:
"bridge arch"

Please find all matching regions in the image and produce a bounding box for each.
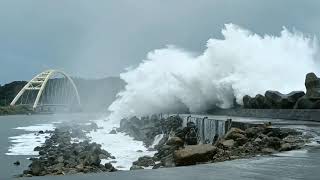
[10,69,81,109]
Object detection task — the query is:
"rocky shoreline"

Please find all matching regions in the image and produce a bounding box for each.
[16,115,312,177]
[119,115,311,170]
[18,123,117,177]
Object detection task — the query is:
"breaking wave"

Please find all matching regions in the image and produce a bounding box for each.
[108,24,320,121]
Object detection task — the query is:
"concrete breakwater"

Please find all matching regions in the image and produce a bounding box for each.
[179,115,230,144]
[119,115,309,169]
[209,109,320,122]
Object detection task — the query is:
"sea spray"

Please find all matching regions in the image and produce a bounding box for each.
[108,24,320,121]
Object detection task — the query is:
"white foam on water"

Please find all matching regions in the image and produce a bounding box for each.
[87,119,157,170]
[14,123,55,132]
[274,149,309,158]
[151,134,164,148]
[6,133,50,155]
[6,123,56,156]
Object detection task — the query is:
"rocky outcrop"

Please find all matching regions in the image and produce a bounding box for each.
[212,126,307,162]
[243,91,305,109]
[305,72,320,99]
[20,124,116,177]
[174,145,217,166]
[118,115,183,146]
[132,156,155,167]
[122,113,310,170]
[294,73,320,109]
[243,72,320,109]
[133,121,309,169]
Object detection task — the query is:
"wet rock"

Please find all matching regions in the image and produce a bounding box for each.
[261,148,276,154]
[152,163,162,169]
[279,143,296,151]
[305,72,320,99]
[243,90,305,109]
[110,155,116,159]
[38,150,46,155]
[57,156,64,163]
[243,95,253,108]
[265,127,301,139]
[109,129,117,134]
[174,145,217,166]
[295,72,320,109]
[105,163,117,172]
[166,136,184,147]
[287,91,305,104]
[21,126,116,177]
[245,126,264,138]
[294,97,315,109]
[130,165,144,170]
[224,128,245,140]
[133,156,155,167]
[161,154,175,167]
[185,128,198,145]
[99,154,109,159]
[221,139,235,148]
[75,164,84,171]
[30,160,43,176]
[254,137,262,143]
[13,161,20,166]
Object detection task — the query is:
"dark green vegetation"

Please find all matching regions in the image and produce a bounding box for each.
[0,77,125,114]
[0,81,27,106]
[0,105,33,115]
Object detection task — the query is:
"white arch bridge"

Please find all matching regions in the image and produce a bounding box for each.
[10,69,81,112]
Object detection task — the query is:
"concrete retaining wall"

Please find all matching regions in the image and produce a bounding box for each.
[210,109,320,122]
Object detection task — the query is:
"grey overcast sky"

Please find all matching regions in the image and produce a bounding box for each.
[0,0,320,84]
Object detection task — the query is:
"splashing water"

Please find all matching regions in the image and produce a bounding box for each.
[108,24,320,121]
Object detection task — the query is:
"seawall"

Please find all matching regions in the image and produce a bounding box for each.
[209,109,320,122]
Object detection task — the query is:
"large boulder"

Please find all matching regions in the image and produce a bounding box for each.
[287,91,305,103]
[174,145,217,166]
[305,72,320,99]
[133,156,155,167]
[265,91,283,108]
[30,160,44,176]
[243,94,269,109]
[294,97,315,109]
[166,136,184,147]
[254,94,269,109]
[243,95,253,108]
[224,128,245,140]
[294,72,320,109]
[221,139,235,148]
[223,128,248,146]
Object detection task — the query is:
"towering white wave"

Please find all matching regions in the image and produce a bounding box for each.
[108,24,320,121]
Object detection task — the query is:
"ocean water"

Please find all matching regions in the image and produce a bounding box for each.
[1,113,160,179]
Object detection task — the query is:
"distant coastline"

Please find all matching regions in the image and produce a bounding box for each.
[0,77,125,114]
[0,105,33,116]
